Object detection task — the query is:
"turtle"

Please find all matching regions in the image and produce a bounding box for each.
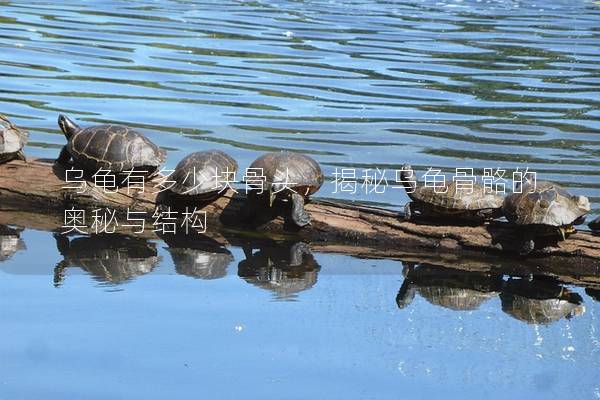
[168,150,238,201]
[502,181,590,254]
[53,234,160,286]
[396,264,502,311]
[0,114,28,163]
[500,277,585,325]
[242,151,324,227]
[399,164,503,223]
[238,242,320,300]
[56,114,165,180]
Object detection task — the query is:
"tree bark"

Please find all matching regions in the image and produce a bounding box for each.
[1,159,599,267]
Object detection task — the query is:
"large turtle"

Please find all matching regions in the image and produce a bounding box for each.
[168,150,238,201]
[502,181,590,254]
[56,114,165,179]
[399,164,503,223]
[238,242,320,300]
[396,264,503,311]
[500,277,585,325]
[242,151,324,227]
[53,234,160,286]
[0,114,28,163]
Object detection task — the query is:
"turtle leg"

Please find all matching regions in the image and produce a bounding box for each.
[239,191,260,222]
[15,150,26,162]
[396,281,417,309]
[289,242,311,266]
[404,202,413,221]
[53,261,68,288]
[290,192,311,227]
[518,238,536,256]
[56,145,71,165]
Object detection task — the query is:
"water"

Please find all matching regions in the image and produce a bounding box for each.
[1,0,600,398]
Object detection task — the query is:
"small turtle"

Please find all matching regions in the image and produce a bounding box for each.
[168,150,238,201]
[399,164,503,222]
[243,151,324,227]
[0,114,28,163]
[502,181,590,254]
[500,277,585,325]
[56,114,165,178]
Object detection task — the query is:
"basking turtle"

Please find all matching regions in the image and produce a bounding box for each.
[53,234,160,286]
[56,114,165,179]
[168,150,238,201]
[243,151,323,227]
[0,114,28,163]
[238,242,320,300]
[396,264,502,311]
[502,181,590,254]
[500,277,585,325]
[399,164,503,223]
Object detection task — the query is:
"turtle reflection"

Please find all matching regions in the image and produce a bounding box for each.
[53,233,160,286]
[585,288,600,302]
[396,264,503,311]
[0,225,26,262]
[500,277,585,324]
[159,231,233,280]
[238,242,320,300]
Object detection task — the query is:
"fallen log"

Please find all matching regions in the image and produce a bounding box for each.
[0,158,599,267]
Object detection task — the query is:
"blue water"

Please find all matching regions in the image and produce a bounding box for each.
[0,229,599,399]
[1,0,600,398]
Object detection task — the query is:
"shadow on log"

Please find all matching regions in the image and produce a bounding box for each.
[1,159,600,271]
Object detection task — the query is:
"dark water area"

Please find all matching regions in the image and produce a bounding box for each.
[1,0,600,398]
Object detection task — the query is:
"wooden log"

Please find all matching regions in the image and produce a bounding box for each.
[0,208,599,290]
[1,159,599,267]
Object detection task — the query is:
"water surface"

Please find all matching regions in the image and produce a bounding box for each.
[1,0,600,398]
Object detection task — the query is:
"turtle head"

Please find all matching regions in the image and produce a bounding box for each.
[399,164,417,194]
[0,114,14,128]
[58,114,81,139]
[575,195,590,213]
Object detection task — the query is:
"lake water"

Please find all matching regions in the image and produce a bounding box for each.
[1,0,599,398]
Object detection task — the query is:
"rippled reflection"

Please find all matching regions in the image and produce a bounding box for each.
[397,263,587,325]
[397,264,503,311]
[238,242,320,300]
[0,225,26,262]
[500,277,585,325]
[159,231,233,280]
[0,0,597,216]
[53,233,160,286]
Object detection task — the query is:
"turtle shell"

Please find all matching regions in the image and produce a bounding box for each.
[170,150,238,196]
[68,124,165,173]
[413,181,503,211]
[248,151,323,196]
[0,115,28,163]
[503,181,590,226]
